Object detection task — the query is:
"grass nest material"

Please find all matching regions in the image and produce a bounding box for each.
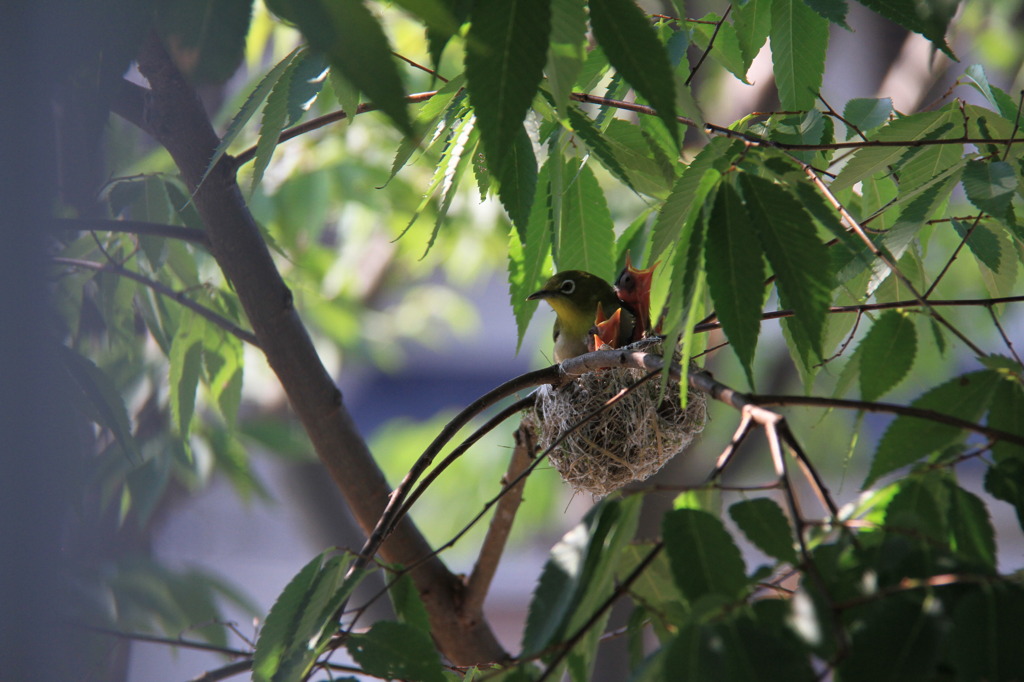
[532,347,707,497]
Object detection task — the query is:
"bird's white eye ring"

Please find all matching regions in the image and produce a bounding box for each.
[560,279,576,295]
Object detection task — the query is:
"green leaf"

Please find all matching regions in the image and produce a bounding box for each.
[200,47,303,191]
[963,64,1021,121]
[251,49,328,193]
[985,458,1024,530]
[856,0,957,58]
[663,508,748,603]
[589,0,678,144]
[650,138,734,263]
[599,119,676,197]
[729,498,798,564]
[732,0,772,69]
[387,75,466,186]
[740,174,832,361]
[949,585,1024,681]
[497,124,539,234]
[865,370,1003,486]
[690,13,750,83]
[556,160,616,281]
[388,573,432,635]
[567,106,635,193]
[253,552,365,682]
[169,314,205,439]
[522,497,641,656]
[945,480,997,572]
[953,220,1002,273]
[831,109,951,192]
[857,311,917,402]
[284,0,412,134]
[842,97,893,139]
[508,160,552,350]
[705,181,764,387]
[770,0,829,110]
[962,159,1017,218]
[988,376,1024,464]
[896,139,963,198]
[839,595,944,680]
[59,346,139,462]
[802,0,849,28]
[347,621,446,682]
[546,0,587,118]
[155,0,253,84]
[465,0,551,187]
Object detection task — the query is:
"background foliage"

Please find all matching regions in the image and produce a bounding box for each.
[10,0,1024,680]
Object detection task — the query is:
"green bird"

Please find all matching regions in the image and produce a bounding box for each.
[528,271,636,363]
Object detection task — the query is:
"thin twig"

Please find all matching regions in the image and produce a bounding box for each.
[51,257,260,347]
[55,217,210,248]
[686,5,731,86]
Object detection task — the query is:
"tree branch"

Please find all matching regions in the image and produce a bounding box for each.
[121,32,506,665]
[55,216,211,248]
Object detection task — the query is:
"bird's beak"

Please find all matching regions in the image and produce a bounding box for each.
[527,288,550,301]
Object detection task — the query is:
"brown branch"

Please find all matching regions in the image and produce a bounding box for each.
[116,32,506,665]
[53,257,259,347]
[692,295,1024,333]
[231,91,442,168]
[750,394,1024,447]
[686,5,731,86]
[55,217,211,247]
[465,423,536,614]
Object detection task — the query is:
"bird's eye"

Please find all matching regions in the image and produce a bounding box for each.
[560,279,576,295]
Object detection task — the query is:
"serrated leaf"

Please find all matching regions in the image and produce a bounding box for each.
[388,573,432,635]
[589,0,678,144]
[347,621,446,682]
[508,159,552,349]
[989,376,1024,464]
[199,47,302,191]
[945,480,997,571]
[856,311,916,402]
[691,13,749,83]
[465,0,550,189]
[964,64,1021,121]
[60,346,139,462]
[740,175,832,361]
[949,586,1024,681]
[169,314,205,439]
[599,118,676,197]
[705,181,763,387]
[839,594,944,680]
[729,498,798,564]
[831,109,952,192]
[251,49,328,194]
[386,75,467,186]
[962,159,1017,218]
[650,137,734,263]
[663,508,748,602]
[546,0,587,117]
[567,106,635,193]
[497,125,538,234]
[422,110,476,256]
[285,0,412,134]
[985,458,1024,530]
[895,139,963,198]
[732,0,771,69]
[556,160,615,280]
[203,326,244,428]
[953,220,1002,273]
[865,370,1003,486]
[522,497,641,656]
[802,0,850,28]
[842,97,893,139]
[770,0,829,110]
[857,0,956,58]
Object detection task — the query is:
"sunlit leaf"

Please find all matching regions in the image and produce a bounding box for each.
[770,0,829,110]
[857,311,916,402]
[865,370,1003,486]
[705,180,763,387]
[557,160,615,281]
[589,0,678,144]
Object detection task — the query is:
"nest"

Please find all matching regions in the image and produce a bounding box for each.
[532,348,708,497]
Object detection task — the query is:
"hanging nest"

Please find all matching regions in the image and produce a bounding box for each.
[531,345,708,497]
